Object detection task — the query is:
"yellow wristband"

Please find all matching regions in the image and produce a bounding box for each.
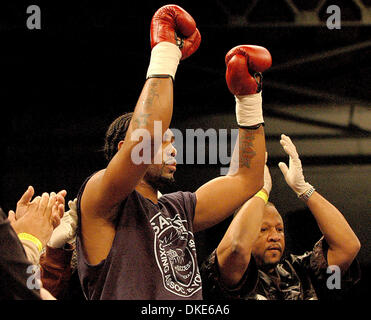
[254,190,269,204]
[18,233,43,253]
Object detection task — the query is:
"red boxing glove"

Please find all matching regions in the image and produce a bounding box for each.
[225,45,272,95]
[150,5,201,60]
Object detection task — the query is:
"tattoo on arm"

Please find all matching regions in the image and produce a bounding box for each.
[239,130,256,168]
[133,113,151,129]
[142,80,160,111]
[132,80,162,129]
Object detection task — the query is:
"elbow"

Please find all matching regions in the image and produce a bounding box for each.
[229,240,251,267]
[342,238,361,261]
[347,234,361,257]
[350,238,361,257]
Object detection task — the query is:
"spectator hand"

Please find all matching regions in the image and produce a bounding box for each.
[8,192,65,247]
[12,186,35,220]
[11,186,66,227]
[47,198,78,248]
[278,134,313,196]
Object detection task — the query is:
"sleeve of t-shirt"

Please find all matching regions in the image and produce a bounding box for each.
[200,249,258,300]
[0,207,41,300]
[160,191,197,223]
[180,191,197,222]
[290,237,361,300]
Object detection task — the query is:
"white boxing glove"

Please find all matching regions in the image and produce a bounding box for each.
[47,198,78,248]
[278,134,313,197]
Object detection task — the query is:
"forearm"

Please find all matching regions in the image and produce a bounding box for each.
[229,126,265,184]
[194,126,265,231]
[217,195,266,287]
[98,78,174,206]
[112,78,174,163]
[21,239,41,265]
[131,78,173,135]
[306,191,360,269]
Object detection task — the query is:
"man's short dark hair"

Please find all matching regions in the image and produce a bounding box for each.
[103,112,133,162]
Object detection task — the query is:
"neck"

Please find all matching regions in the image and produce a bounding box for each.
[136,180,158,203]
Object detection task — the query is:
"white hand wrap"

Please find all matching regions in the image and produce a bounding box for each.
[146,42,182,80]
[235,92,263,127]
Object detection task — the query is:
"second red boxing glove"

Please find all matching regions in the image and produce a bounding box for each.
[225,45,272,128]
[225,45,272,95]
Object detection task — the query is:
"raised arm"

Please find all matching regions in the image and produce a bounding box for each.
[278,134,361,272]
[81,5,201,218]
[216,160,272,288]
[194,45,271,232]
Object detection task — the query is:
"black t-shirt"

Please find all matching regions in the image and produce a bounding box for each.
[201,238,361,300]
[76,177,202,300]
[0,207,41,300]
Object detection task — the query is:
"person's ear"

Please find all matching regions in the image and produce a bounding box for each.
[117,140,124,151]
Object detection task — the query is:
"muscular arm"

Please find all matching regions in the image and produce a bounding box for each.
[194,126,265,232]
[80,78,174,264]
[81,4,201,220]
[306,192,360,273]
[78,5,201,264]
[82,78,174,218]
[216,195,266,288]
[194,45,270,232]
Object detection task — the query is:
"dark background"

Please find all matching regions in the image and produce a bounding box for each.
[1,0,370,300]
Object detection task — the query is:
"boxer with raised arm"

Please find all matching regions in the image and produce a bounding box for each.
[76,5,271,300]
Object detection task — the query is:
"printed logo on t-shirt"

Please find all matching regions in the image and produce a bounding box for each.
[150,212,202,297]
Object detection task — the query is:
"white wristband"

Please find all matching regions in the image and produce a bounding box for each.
[146,42,182,80]
[235,92,263,127]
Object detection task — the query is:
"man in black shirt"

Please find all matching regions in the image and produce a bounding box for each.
[201,135,361,300]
